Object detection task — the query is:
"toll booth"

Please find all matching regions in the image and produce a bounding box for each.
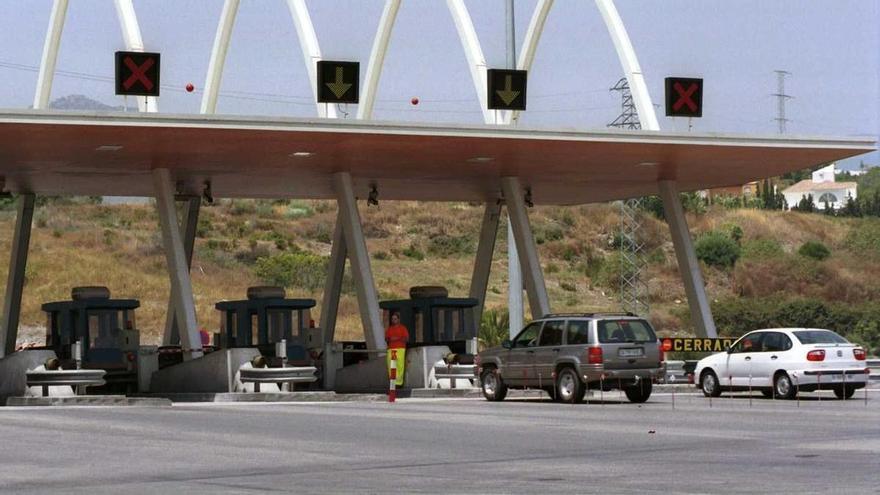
[328,286,478,392]
[379,286,478,354]
[214,286,318,366]
[40,286,140,393]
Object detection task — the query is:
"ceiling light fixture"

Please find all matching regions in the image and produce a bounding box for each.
[95,145,123,152]
[290,151,314,157]
[467,156,495,163]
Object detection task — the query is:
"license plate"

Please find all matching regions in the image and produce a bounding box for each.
[830,374,843,382]
[619,348,644,358]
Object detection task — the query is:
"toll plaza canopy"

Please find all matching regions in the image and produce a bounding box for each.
[0,110,873,204]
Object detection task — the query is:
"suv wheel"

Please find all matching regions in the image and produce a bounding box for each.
[481,368,507,401]
[625,380,652,403]
[556,367,584,404]
[701,370,722,398]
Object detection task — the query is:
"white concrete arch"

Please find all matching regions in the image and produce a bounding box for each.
[33,0,157,113]
[201,0,337,118]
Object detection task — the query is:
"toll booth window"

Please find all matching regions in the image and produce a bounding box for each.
[513,322,542,348]
[597,320,656,343]
[538,320,565,347]
[413,311,424,343]
[433,307,469,341]
[45,313,55,346]
[267,309,290,343]
[433,308,454,341]
[251,313,259,346]
[122,310,136,330]
[88,310,121,349]
[565,321,590,345]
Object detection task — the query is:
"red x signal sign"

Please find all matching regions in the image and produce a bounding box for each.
[115,51,161,97]
[665,77,702,118]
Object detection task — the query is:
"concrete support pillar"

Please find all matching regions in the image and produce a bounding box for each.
[332,173,385,351]
[468,202,501,332]
[320,209,347,344]
[163,196,200,346]
[507,216,523,338]
[153,169,203,359]
[1,194,35,358]
[658,180,718,338]
[500,177,550,320]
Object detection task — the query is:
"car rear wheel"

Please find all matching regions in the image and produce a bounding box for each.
[701,370,722,397]
[556,367,584,404]
[774,372,797,400]
[833,385,856,400]
[625,380,652,403]
[480,368,507,401]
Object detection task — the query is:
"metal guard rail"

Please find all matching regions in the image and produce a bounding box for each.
[433,363,477,380]
[26,369,106,396]
[239,366,318,384]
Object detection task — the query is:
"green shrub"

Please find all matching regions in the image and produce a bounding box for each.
[427,234,473,257]
[479,308,509,350]
[798,240,830,261]
[560,281,577,292]
[402,244,425,261]
[285,200,314,219]
[372,251,390,260]
[229,200,256,216]
[596,253,634,291]
[254,252,327,290]
[741,238,784,259]
[695,231,740,268]
[845,220,880,257]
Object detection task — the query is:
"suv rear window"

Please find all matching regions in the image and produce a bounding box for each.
[597,320,656,344]
[793,330,848,345]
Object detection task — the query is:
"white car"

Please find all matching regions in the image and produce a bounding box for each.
[695,328,869,400]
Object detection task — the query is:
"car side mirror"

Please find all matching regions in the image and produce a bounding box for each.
[501,339,512,349]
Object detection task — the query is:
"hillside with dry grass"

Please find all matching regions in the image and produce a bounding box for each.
[3,198,880,352]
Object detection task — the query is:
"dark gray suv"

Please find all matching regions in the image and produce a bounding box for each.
[477,313,664,403]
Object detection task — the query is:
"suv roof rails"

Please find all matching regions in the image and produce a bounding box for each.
[541,312,637,318]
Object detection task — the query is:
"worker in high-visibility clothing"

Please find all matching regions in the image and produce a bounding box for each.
[385,312,409,387]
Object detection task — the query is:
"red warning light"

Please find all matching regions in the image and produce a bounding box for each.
[185,83,195,93]
[411,97,419,106]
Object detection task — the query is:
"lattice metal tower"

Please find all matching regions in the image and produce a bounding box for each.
[609,78,649,316]
[773,70,792,134]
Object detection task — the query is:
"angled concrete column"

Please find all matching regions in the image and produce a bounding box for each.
[468,202,501,331]
[153,169,203,360]
[658,180,718,338]
[507,216,523,338]
[163,196,200,346]
[1,194,35,358]
[500,177,550,320]
[332,173,384,350]
[320,209,347,344]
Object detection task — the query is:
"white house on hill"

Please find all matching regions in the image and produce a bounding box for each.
[782,164,857,210]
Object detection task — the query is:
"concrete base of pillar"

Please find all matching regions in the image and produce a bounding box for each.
[149,348,260,394]
[0,350,58,403]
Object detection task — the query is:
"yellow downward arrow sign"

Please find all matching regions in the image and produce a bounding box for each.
[496,75,520,106]
[326,67,352,99]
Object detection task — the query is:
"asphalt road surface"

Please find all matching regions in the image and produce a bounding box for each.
[0,392,877,494]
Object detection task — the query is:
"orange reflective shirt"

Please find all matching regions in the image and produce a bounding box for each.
[385,324,410,349]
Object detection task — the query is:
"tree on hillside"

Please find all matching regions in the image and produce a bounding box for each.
[794,194,816,213]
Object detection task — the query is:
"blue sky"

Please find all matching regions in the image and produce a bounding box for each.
[0,0,876,168]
